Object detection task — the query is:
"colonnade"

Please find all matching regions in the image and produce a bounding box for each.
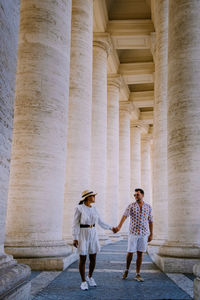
[1,0,200,298]
[148,0,168,256]
[149,1,200,297]
[155,0,200,276]
[1,0,152,273]
[63,0,93,241]
[0,0,31,298]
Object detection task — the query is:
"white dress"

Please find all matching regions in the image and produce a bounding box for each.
[72,203,112,255]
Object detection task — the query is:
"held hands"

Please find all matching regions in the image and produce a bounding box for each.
[73,240,78,248]
[112,226,120,234]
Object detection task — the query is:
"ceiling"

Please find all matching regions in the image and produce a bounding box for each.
[94,0,155,126]
[107,0,151,20]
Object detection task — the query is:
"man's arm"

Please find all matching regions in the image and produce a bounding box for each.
[115,215,127,232]
[148,221,153,242]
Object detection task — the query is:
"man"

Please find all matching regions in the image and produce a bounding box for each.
[114,188,153,282]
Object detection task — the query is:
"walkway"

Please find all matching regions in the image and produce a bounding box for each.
[30,240,194,300]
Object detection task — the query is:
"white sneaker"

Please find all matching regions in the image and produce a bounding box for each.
[80,281,88,290]
[86,276,97,287]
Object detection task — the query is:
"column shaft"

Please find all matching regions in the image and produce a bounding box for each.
[157,0,200,273]
[152,0,168,242]
[168,0,200,244]
[141,135,152,205]
[106,76,120,225]
[0,0,19,258]
[148,0,168,261]
[91,34,111,236]
[119,102,131,232]
[5,0,73,269]
[130,124,141,190]
[0,0,30,298]
[63,0,93,240]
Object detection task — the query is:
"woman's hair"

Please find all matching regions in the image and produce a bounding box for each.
[78,197,88,205]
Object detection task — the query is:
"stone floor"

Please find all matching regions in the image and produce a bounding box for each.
[29,240,194,300]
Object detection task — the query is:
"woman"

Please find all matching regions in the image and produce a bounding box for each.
[72,189,114,290]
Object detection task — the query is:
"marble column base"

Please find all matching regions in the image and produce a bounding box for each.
[153,242,200,273]
[193,264,200,300]
[194,279,200,300]
[148,239,167,262]
[154,254,199,273]
[16,253,78,271]
[5,240,78,271]
[0,258,31,300]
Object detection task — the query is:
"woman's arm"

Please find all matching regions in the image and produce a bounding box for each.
[96,209,113,230]
[72,206,81,246]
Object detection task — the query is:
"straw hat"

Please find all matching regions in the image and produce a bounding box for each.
[81,189,97,201]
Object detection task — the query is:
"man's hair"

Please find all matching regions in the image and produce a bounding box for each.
[135,188,144,195]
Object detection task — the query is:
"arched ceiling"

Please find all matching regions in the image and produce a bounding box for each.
[94,0,155,126]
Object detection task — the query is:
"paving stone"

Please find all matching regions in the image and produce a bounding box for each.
[32,240,192,300]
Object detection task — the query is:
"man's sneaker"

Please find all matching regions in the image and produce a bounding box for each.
[80,281,88,290]
[122,270,129,280]
[134,274,144,282]
[86,276,97,287]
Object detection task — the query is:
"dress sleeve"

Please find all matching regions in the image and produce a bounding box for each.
[72,206,81,240]
[96,209,112,230]
[148,205,153,222]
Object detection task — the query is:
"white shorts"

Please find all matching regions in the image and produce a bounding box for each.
[127,234,148,253]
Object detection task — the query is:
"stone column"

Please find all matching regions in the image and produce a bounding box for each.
[157,0,200,274]
[0,1,31,298]
[91,33,111,238]
[148,0,168,260]
[141,134,152,205]
[63,0,93,240]
[119,102,132,234]
[5,0,73,270]
[130,122,141,190]
[106,75,121,226]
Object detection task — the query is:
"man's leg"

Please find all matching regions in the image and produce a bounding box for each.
[136,251,143,274]
[126,252,133,270]
[122,252,133,279]
[122,234,137,279]
[134,251,144,282]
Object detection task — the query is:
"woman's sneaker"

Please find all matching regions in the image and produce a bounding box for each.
[80,281,88,290]
[86,276,97,287]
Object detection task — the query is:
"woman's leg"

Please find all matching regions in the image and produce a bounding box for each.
[88,253,96,277]
[79,255,87,282]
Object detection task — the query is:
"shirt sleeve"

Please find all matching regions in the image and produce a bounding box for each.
[123,204,131,218]
[148,205,153,222]
[96,209,112,230]
[72,206,81,240]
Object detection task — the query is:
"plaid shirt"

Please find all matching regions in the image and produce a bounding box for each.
[123,201,153,236]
